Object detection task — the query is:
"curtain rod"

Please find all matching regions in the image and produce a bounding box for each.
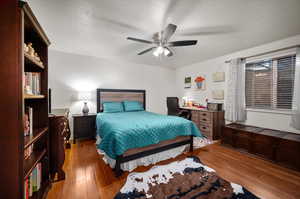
[224,45,300,63]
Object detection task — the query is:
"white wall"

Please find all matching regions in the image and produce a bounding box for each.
[49,50,177,115]
[176,34,300,134]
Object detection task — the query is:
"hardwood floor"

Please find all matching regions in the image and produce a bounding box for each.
[46,140,300,199]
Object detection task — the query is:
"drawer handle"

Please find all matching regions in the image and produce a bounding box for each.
[202,113,206,116]
[202,118,207,121]
[202,126,207,129]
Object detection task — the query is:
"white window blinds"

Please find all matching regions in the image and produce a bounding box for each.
[245,55,296,110]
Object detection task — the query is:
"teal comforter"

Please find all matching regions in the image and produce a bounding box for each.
[96,111,202,159]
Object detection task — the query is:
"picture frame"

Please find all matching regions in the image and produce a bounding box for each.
[212,89,224,100]
[212,72,225,82]
[184,77,191,88]
[194,75,206,90]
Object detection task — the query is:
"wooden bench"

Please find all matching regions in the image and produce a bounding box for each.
[221,123,300,172]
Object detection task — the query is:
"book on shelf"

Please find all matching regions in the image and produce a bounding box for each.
[24,178,28,199]
[24,107,33,137]
[23,114,30,136]
[24,72,41,96]
[37,163,42,190]
[32,167,37,192]
[24,163,42,199]
[29,172,33,197]
[24,106,33,159]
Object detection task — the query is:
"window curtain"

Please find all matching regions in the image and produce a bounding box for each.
[225,58,247,122]
[291,47,300,130]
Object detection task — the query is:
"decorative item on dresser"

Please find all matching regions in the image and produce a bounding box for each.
[72,114,97,144]
[221,123,300,172]
[49,115,69,182]
[181,106,225,140]
[207,102,223,111]
[0,1,51,198]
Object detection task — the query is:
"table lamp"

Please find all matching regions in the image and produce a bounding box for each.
[78,92,91,115]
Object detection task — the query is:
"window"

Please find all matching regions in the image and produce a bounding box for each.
[245,55,296,110]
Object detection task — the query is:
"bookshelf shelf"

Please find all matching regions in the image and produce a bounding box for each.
[24,52,44,70]
[24,94,45,99]
[24,127,48,149]
[24,149,47,180]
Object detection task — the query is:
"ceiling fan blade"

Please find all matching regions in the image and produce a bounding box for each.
[162,0,180,26]
[168,40,197,47]
[127,37,153,44]
[162,0,200,30]
[138,47,155,55]
[162,24,177,42]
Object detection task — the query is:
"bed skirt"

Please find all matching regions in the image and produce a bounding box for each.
[96,135,212,171]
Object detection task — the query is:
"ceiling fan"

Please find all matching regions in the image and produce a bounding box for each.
[127,24,197,57]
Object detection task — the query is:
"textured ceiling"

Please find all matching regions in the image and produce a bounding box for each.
[28,0,300,68]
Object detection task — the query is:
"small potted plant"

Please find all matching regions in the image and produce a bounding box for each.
[195,76,205,89]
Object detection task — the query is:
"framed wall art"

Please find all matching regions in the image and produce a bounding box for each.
[212,72,225,82]
[194,75,206,90]
[184,76,191,88]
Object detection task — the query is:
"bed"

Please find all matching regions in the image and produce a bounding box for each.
[96,89,202,176]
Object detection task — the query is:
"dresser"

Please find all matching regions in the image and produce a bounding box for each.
[181,107,225,140]
[49,115,69,181]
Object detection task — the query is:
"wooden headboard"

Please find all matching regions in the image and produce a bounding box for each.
[96,89,146,113]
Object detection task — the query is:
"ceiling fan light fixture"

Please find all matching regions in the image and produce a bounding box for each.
[153,49,160,57]
[153,46,164,57]
[164,48,170,56]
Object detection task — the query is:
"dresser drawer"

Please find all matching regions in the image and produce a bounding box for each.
[198,124,212,138]
[188,109,224,140]
[191,110,199,122]
[199,111,212,124]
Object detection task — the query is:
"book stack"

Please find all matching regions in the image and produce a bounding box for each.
[24,163,42,199]
[24,72,41,95]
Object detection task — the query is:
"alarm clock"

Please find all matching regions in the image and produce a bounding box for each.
[207,103,223,111]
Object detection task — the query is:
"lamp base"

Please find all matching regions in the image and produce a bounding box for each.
[82,102,89,115]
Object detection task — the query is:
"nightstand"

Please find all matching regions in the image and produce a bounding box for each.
[72,113,97,144]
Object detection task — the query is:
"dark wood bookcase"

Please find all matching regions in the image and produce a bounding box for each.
[0,1,51,198]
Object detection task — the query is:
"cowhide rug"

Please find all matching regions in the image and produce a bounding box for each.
[115,156,259,199]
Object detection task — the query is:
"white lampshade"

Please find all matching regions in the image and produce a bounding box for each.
[78,92,91,101]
